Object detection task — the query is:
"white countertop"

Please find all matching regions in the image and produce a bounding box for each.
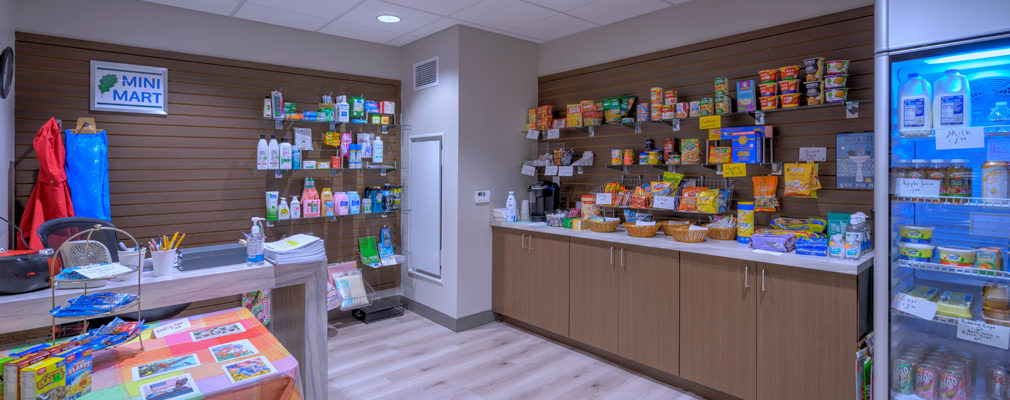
[492,221,873,275]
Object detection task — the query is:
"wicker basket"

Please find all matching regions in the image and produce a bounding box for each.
[671,228,708,243]
[659,220,695,236]
[589,219,620,233]
[623,222,659,238]
[704,224,737,240]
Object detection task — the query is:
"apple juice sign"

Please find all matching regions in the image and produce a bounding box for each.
[90,61,168,114]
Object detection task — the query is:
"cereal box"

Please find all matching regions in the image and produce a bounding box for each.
[57,348,91,400]
[737,80,756,112]
[20,357,65,400]
[0,357,13,400]
[708,146,732,164]
[566,104,583,127]
[527,109,537,125]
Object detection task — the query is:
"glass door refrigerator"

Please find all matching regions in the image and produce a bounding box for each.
[880,33,1010,399]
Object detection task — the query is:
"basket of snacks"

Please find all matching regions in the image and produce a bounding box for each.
[704,216,737,240]
[623,222,659,238]
[671,226,709,243]
[589,218,620,233]
[659,220,695,236]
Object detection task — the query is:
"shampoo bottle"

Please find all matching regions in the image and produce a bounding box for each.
[291,196,301,219]
[335,192,350,215]
[280,138,292,169]
[268,135,280,169]
[373,136,384,162]
[278,197,290,220]
[257,135,268,170]
[337,96,350,123]
[292,148,301,170]
[348,192,360,214]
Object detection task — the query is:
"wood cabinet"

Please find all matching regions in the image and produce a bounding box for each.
[492,228,525,319]
[492,227,569,337]
[619,244,679,375]
[569,238,620,353]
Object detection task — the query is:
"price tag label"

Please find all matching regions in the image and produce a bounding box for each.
[936,127,985,150]
[526,130,540,140]
[153,318,191,338]
[895,178,941,198]
[708,129,722,140]
[636,221,656,226]
[521,165,536,176]
[545,166,559,176]
[891,292,939,321]
[989,140,1010,161]
[799,147,827,162]
[723,163,747,177]
[558,166,574,176]
[699,115,722,129]
[958,319,1010,350]
[380,257,398,267]
[547,129,560,139]
[595,193,613,205]
[76,263,134,279]
[653,196,676,210]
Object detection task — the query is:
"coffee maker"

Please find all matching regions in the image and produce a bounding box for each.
[528,181,560,222]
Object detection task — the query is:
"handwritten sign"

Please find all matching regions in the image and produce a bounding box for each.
[971,213,1010,238]
[935,127,985,150]
[958,319,1010,349]
[545,166,559,176]
[799,147,827,162]
[76,263,134,280]
[595,193,613,205]
[654,196,677,210]
[546,129,560,139]
[526,130,540,140]
[989,139,1010,161]
[896,178,941,198]
[521,165,536,176]
[699,115,721,129]
[558,166,574,176]
[708,129,721,140]
[891,292,939,321]
[636,221,656,226]
[723,163,747,177]
[152,318,191,338]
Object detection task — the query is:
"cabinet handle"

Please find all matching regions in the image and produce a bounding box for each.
[762,269,766,292]
[744,266,749,288]
[610,247,614,265]
[521,234,526,249]
[620,248,625,267]
[529,235,534,252]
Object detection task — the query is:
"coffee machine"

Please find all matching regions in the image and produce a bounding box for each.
[528,181,560,222]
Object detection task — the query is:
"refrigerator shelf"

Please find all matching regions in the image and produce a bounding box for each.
[892,195,1010,207]
[895,125,1010,138]
[891,309,960,325]
[897,259,1010,281]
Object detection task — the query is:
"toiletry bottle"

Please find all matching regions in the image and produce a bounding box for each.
[268,135,280,169]
[278,197,290,220]
[292,148,301,170]
[291,196,301,219]
[322,188,334,217]
[245,217,265,266]
[265,191,279,221]
[506,191,518,222]
[335,192,350,215]
[348,192,360,214]
[257,135,268,170]
[828,234,845,259]
[337,96,350,123]
[844,214,866,256]
[373,136,384,163]
[844,237,861,260]
[263,96,272,118]
[280,138,292,169]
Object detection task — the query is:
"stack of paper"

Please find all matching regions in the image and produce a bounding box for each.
[493,208,506,221]
[264,234,326,264]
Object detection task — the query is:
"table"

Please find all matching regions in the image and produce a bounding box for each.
[0,261,328,399]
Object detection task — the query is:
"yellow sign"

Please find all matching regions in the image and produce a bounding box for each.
[708,129,721,140]
[699,115,721,129]
[723,163,746,177]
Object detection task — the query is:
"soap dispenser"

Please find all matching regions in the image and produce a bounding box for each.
[244,217,265,266]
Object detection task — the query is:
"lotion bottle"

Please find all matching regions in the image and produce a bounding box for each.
[335,192,350,215]
[290,196,301,219]
[268,135,280,169]
[256,135,268,170]
[337,96,350,123]
[373,136,384,162]
[280,138,292,169]
[278,197,290,220]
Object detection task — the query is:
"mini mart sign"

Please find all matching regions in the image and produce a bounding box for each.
[90,61,168,114]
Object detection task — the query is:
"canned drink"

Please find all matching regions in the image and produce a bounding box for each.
[611,149,622,165]
[939,370,968,400]
[956,352,976,384]
[987,360,1008,400]
[917,363,941,399]
[892,358,916,394]
[983,161,1008,201]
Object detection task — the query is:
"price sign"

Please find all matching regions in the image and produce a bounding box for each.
[989,139,1010,161]
[935,127,985,150]
[895,178,941,198]
[545,166,559,176]
[380,257,398,267]
[521,165,536,176]
[891,292,939,321]
[708,129,722,140]
[526,130,540,140]
[799,147,827,162]
[558,166,574,176]
[723,163,747,177]
[153,318,191,338]
[958,319,1010,350]
[970,213,1010,238]
[76,263,133,279]
[546,129,560,139]
[595,193,613,205]
[653,196,676,210]
[699,115,721,129]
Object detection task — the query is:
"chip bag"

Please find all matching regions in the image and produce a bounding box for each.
[651,182,674,197]
[697,189,722,214]
[663,172,684,189]
[753,176,779,212]
[678,187,709,212]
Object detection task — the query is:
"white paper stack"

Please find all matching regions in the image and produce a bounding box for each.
[264,234,326,264]
[493,208,506,221]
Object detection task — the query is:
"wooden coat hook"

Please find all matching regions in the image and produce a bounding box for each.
[70,118,98,134]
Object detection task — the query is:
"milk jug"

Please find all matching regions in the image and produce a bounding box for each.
[933,69,972,128]
[899,73,932,130]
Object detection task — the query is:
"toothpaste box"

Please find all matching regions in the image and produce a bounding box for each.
[732,133,763,163]
[737,80,757,112]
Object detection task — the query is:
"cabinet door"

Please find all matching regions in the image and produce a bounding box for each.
[619,245,679,375]
[568,237,618,353]
[756,263,856,400]
[528,233,570,337]
[680,253,756,400]
[492,228,527,320]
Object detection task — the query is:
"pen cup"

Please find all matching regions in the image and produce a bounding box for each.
[152,250,177,277]
[119,248,147,270]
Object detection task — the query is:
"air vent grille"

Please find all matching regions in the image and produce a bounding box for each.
[414,56,438,91]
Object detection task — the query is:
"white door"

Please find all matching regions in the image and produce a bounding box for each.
[407,134,442,280]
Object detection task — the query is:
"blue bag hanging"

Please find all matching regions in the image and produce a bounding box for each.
[65,129,111,221]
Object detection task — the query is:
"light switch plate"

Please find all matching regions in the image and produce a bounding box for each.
[475,190,491,204]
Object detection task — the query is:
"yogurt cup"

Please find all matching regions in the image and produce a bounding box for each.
[898,224,934,244]
[825,74,848,89]
[826,60,850,75]
[825,88,848,103]
[898,243,935,262]
[937,246,976,267]
[759,69,778,83]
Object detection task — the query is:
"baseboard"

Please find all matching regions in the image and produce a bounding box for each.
[401,298,495,332]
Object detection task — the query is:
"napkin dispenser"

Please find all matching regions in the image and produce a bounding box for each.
[178,243,248,271]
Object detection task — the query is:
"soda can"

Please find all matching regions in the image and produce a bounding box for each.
[955,352,977,384]
[987,360,1008,400]
[892,357,916,394]
[917,363,941,399]
[939,369,968,400]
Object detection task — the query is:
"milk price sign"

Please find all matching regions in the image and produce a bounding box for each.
[90,61,168,114]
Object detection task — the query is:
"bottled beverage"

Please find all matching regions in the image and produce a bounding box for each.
[505,191,518,222]
[933,69,972,128]
[909,159,928,179]
[947,159,971,200]
[929,159,947,199]
[256,135,268,170]
[989,101,1010,125]
[892,159,910,196]
[899,73,932,130]
[268,135,280,169]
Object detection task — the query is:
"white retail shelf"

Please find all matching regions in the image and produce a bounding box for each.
[895,125,1010,138]
[897,259,1010,281]
[893,195,1010,207]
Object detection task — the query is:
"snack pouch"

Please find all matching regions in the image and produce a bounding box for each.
[697,189,721,214]
[662,172,684,189]
[753,176,779,212]
[784,163,814,196]
[651,182,674,197]
[678,187,709,211]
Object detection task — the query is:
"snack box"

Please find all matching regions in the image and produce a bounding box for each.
[380,101,396,114]
[528,109,537,124]
[732,133,763,164]
[9,345,49,360]
[566,104,583,127]
[552,119,566,129]
[56,347,92,400]
[736,80,756,112]
[20,357,65,400]
[708,146,732,164]
[4,351,51,400]
[0,357,13,400]
[364,100,380,114]
[977,247,1003,271]
[720,126,773,139]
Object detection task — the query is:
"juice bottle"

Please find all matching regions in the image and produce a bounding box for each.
[947,159,971,201]
[908,159,928,179]
[891,159,910,197]
[929,159,947,200]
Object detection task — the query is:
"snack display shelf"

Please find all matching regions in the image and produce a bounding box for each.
[892,195,1010,207]
[257,116,407,131]
[251,162,401,177]
[897,259,1010,281]
[604,162,783,174]
[895,124,1010,139]
[52,267,141,283]
[596,204,727,215]
[51,298,140,320]
[267,209,407,223]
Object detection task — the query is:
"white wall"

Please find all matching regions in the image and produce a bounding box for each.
[885,0,1010,52]
[538,0,873,76]
[14,0,400,80]
[0,0,12,249]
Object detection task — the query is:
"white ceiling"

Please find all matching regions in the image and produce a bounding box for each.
[141,0,692,46]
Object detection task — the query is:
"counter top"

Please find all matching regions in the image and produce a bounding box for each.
[492,221,873,275]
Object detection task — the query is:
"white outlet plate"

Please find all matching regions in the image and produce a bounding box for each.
[475,190,491,204]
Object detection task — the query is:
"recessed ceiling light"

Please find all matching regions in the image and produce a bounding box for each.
[377,15,401,23]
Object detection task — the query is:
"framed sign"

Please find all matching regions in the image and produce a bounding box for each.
[91,61,168,114]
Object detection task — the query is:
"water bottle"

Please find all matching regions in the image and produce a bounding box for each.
[505,191,518,222]
[988,102,1010,132]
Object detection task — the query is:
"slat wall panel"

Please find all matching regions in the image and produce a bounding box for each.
[537,7,875,226]
[13,33,402,291]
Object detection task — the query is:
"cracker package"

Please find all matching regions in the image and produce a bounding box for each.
[784,163,819,197]
[753,176,779,212]
[630,186,651,209]
[678,187,709,212]
[681,139,701,164]
[580,100,600,126]
[566,104,583,127]
[708,146,732,164]
[650,182,675,197]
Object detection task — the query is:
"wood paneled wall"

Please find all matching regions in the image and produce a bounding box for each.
[13,33,402,291]
[537,6,874,225]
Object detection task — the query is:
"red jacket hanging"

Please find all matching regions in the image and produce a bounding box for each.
[18,118,75,250]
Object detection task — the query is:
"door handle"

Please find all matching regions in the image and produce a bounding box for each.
[762,269,766,292]
[610,247,614,265]
[620,248,625,268]
[745,266,749,288]
[521,234,526,249]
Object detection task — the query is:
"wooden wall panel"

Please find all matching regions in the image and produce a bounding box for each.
[537,6,875,226]
[13,33,403,291]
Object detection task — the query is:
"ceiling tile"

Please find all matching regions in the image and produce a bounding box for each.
[521,0,596,12]
[318,20,404,43]
[380,0,483,16]
[245,0,361,19]
[450,0,556,31]
[407,18,460,37]
[510,13,596,41]
[234,3,332,30]
[142,0,240,15]
[501,31,544,44]
[337,0,442,34]
[566,0,670,25]
[386,35,421,46]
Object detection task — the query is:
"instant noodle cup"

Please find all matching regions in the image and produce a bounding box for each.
[937,246,976,267]
[825,88,848,103]
[780,93,801,108]
[898,243,936,262]
[759,82,778,97]
[826,60,850,75]
[779,65,802,80]
[759,95,779,110]
[778,79,800,94]
[803,57,825,81]
[898,224,934,243]
[759,69,778,83]
[804,81,824,105]
[825,74,848,89]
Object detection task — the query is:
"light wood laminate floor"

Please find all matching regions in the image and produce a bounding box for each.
[328,310,707,399]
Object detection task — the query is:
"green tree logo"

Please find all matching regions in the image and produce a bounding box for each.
[98,74,117,97]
